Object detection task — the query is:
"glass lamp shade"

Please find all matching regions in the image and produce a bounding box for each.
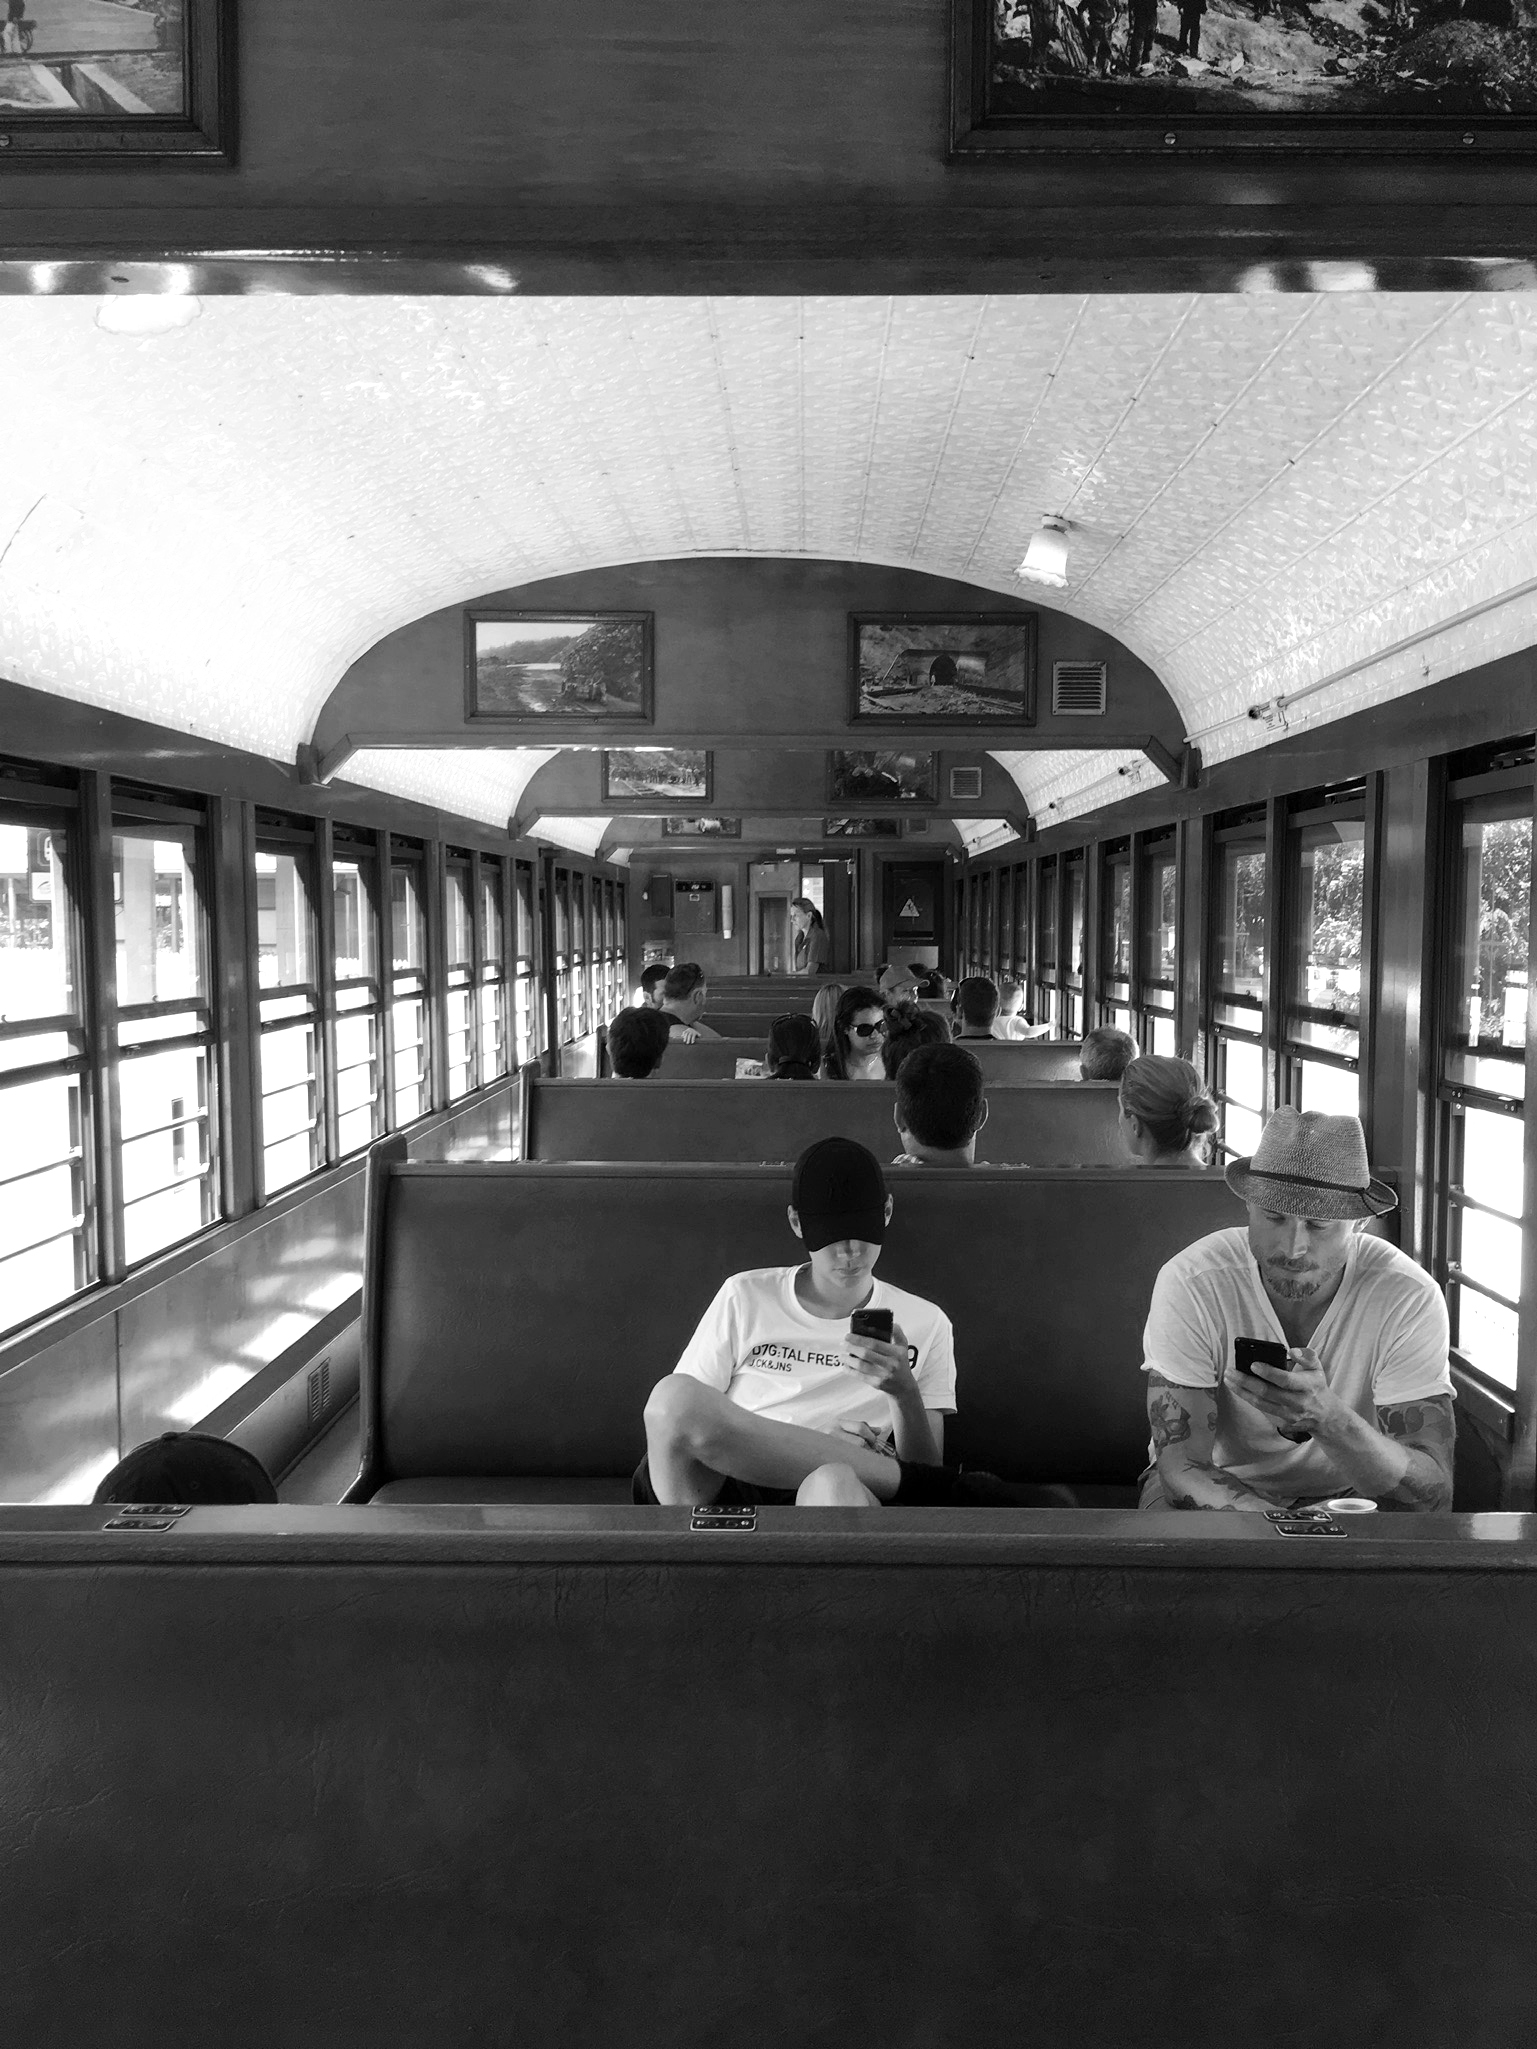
[1018,524,1069,587]
[95,295,203,337]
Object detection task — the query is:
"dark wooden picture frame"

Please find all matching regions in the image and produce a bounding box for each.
[849,612,1038,726]
[949,0,1537,158]
[0,0,235,163]
[466,612,654,728]
[824,817,903,839]
[661,816,741,837]
[601,749,712,804]
[827,750,939,806]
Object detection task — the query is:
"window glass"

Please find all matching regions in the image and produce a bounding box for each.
[392,996,428,1126]
[1013,865,1029,969]
[1450,806,1529,1095]
[0,1069,87,1334]
[1064,856,1085,983]
[1297,1059,1359,1118]
[1141,839,1177,990]
[446,862,474,971]
[0,821,73,1019]
[255,847,314,990]
[1221,1038,1265,1158]
[1104,849,1131,980]
[119,1045,212,1264]
[1290,818,1364,1056]
[391,864,427,975]
[333,853,377,983]
[335,1010,380,1157]
[1037,860,1057,970]
[259,1021,321,1195]
[481,865,505,968]
[1149,1015,1176,1057]
[1215,838,1266,998]
[115,831,203,1007]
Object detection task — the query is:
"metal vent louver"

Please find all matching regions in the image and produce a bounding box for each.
[949,767,983,801]
[307,1356,331,1427]
[1052,662,1107,716]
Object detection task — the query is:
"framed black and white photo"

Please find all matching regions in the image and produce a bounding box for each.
[948,0,1537,157]
[827,750,939,805]
[0,0,236,162]
[602,749,712,803]
[661,816,741,838]
[467,613,653,726]
[850,614,1037,725]
[824,817,903,839]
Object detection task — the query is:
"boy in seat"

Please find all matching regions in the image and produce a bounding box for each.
[636,1138,955,1508]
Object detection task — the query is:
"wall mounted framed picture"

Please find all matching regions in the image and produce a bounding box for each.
[824,817,903,839]
[850,614,1037,724]
[661,816,741,838]
[0,0,235,161]
[466,613,653,726]
[947,0,1537,158]
[828,750,939,806]
[602,749,712,803]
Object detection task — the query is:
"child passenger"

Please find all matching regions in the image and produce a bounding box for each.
[636,1138,955,1508]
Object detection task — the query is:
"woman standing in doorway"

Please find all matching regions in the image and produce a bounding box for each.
[790,897,829,975]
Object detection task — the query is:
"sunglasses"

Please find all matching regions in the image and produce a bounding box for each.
[850,1020,888,1040]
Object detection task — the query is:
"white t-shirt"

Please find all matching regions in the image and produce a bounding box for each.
[1142,1227,1454,1501]
[674,1266,957,1450]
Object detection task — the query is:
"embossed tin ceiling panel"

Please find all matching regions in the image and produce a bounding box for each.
[2,293,1534,824]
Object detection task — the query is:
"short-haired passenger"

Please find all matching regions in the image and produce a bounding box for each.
[821,984,888,1080]
[608,1005,672,1078]
[638,963,669,1008]
[1118,1055,1217,1167]
[659,961,721,1041]
[892,1044,986,1168]
[880,1002,950,1079]
[766,1012,822,1080]
[953,976,1002,1040]
[1079,1025,1138,1081]
[1140,1109,1454,1513]
[638,1139,955,1508]
[94,1431,278,1506]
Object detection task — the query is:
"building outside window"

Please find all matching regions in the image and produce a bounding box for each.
[114,802,217,1261]
[444,853,476,1101]
[332,837,383,1157]
[254,821,323,1195]
[1210,813,1268,1158]
[1101,839,1133,1033]
[1284,790,1367,1121]
[0,792,91,1333]
[1437,743,1532,1390]
[1062,852,1086,1038]
[390,846,430,1127]
[1139,832,1178,1055]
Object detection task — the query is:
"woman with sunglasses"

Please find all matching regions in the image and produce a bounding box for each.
[821,984,889,1081]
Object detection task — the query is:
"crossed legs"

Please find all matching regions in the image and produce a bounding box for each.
[643,1375,893,1508]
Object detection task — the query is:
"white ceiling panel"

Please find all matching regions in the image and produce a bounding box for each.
[2,292,1536,818]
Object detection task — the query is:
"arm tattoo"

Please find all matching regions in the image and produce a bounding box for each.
[1148,1384,1193,1454]
[1376,1394,1455,1513]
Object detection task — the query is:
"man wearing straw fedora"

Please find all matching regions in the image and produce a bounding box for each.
[1138,1109,1455,1513]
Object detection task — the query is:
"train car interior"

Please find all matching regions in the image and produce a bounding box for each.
[1,3,1536,2042]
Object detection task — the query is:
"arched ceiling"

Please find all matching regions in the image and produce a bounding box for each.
[4,292,1537,826]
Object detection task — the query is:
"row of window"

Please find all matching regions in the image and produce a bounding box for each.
[957,743,1533,1396]
[0,764,627,1342]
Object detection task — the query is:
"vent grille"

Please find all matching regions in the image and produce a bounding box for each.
[1052,662,1107,716]
[307,1356,331,1428]
[948,767,983,801]
[905,816,929,834]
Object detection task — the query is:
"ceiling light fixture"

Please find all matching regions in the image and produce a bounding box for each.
[1017,519,1069,589]
[95,292,203,337]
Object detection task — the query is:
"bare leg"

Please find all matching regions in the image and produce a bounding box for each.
[796,1462,881,1508]
[643,1377,901,1505]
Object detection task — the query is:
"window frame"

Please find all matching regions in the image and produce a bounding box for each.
[1206,808,1272,1161]
[1279,782,1375,1129]
[251,812,326,1202]
[386,834,432,1132]
[329,828,386,1160]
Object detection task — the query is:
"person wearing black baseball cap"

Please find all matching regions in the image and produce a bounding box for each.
[1139,1109,1454,1513]
[93,1431,278,1506]
[636,1137,957,1508]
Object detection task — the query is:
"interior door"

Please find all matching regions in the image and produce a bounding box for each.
[758,895,791,975]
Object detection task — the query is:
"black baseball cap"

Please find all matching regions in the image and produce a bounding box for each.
[791,1138,888,1252]
[93,1431,278,1506]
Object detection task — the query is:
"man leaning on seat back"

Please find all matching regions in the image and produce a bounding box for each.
[1140,1108,1455,1513]
[658,961,722,1041]
[638,1138,955,1509]
[892,1044,986,1168]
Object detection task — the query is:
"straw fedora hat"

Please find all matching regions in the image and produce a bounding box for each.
[1225,1107,1397,1221]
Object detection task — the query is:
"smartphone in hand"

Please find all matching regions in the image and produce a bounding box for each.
[849,1307,894,1343]
[1232,1336,1310,1443]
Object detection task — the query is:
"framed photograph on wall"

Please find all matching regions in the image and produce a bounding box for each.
[0,0,236,162]
[850,614,1037,725]
[602,749,712,803]
[661,816,741,837]
[467,613,653,725]
[824,817,903,839]
[827,750,939,805]
[948,0,1537,158]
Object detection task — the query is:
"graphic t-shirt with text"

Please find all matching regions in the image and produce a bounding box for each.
[674,1266,957,1450]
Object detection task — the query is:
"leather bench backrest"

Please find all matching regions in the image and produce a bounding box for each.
[526,1077,1124,1166]
[657,1036,768,1078]
[361,1161,1239,1487]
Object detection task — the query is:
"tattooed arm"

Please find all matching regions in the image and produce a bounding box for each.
[1148,1371,1275,1511]
[1305,1393,1455,1513]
